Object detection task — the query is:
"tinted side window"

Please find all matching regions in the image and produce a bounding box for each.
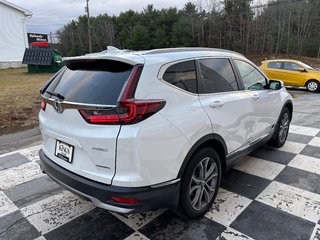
[235,60,267,91]
[199,58,238,93]
[163,60,197,93]
[268,62,281,69]
[283,62,301,71]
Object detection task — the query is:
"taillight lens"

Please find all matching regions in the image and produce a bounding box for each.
[79,65,166,125]
[79,99,165,124]
[41,100,46,111]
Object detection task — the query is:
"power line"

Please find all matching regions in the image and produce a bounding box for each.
[32,0,81,17]
[251,0,304,9]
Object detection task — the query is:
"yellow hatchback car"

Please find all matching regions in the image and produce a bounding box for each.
[260,59,320,92]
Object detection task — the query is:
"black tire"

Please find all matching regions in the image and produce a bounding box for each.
[306,80,320,92]
[267,107,291,148]
[179,147,221,219]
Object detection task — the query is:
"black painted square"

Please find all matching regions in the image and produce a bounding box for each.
[44,208,134,240]
[139,210,225,240]
[300,145,320,159]
[275,166,320,195]
[221,169,271,199]
[250,147,295,165]
[0,153,30,171]
[0,210,40,240]
[230,201,315,240]
[287,133,313,144]
[4,175,63,208]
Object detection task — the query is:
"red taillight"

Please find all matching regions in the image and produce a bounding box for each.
[41,100,46,111]
[111,197,140,204]
[79,65,166,125]
[79,99,165,124]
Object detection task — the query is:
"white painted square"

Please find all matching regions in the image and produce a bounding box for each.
[112,208,166,231]
[34,236,47,240]
[289,125,320,137]
[216,227,253,240]
[288,154,320,175]
[124,232,150,240]
[308,137,320,148]
[0,162,44,189]
[233,156,285,180]
[20,145,41,162]
[0,191,19,217]
[205,188,252,226]
[310,224,320,240]
[21,191,94,234]
[257,181,320,223]
[272,141,306,154]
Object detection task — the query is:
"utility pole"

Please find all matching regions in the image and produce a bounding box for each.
[85,0,92,53]
[50,32,53,44]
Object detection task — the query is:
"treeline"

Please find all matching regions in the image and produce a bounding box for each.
[56,0,320,57]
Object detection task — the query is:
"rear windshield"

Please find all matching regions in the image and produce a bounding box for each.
[43,60,133,105]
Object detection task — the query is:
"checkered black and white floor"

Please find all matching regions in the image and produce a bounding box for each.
[0,124,319,240]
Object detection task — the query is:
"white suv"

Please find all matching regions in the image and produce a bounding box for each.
[39,47,293,219]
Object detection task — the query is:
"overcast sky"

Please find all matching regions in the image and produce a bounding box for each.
[9,0,195,35]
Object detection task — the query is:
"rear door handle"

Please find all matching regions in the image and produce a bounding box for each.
[252,94,260,100]
[209,101,224,108]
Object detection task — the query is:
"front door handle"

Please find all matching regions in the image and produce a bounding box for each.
[209,100,224,108]
[252,94,260,100]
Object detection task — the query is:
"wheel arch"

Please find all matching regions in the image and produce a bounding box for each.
[283,100,293,121]
[305,79,320,86]
[177,134,227,179]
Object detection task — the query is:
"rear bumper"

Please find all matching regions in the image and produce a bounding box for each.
[39,150,180,214]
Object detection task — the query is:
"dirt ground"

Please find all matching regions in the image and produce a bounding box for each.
[0,68,52,135]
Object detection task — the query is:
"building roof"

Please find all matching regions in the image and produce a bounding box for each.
[0,0,32,16]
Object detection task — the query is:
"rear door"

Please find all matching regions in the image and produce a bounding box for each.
[234,59,280,142]
[39,60,136,184]
[265,61,284,80]
[197,58,252,155]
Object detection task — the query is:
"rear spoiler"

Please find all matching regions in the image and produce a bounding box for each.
[63,54,144,66]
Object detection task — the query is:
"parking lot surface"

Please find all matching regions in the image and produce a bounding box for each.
[0,90,319,240]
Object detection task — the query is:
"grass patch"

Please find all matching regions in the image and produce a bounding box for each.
[0,68,52,135]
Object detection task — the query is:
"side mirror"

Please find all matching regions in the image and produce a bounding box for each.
[299,68,307,72]
[268,80,284,90]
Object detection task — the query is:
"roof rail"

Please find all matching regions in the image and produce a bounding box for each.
[144,47,243,56]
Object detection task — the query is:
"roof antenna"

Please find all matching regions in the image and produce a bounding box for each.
[107,46,122,52]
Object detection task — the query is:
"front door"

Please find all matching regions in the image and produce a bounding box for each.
[234,59,281,143]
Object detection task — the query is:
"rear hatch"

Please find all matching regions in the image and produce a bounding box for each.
[39,58,141,184]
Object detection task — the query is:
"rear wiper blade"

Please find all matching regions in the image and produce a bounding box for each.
[45,90,65,100]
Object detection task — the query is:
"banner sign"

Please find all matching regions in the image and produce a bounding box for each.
[27,33,48,44]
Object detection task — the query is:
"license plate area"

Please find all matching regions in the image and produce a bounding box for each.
[55,140,74,163]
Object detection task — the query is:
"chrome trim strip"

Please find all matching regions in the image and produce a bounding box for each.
[226,128,273,158]
[150,178,180,189]
[226,143,250,158]
[41,95,117,111]
[47,172,134,214]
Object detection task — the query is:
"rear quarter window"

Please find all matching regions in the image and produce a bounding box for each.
[43,60,133,105]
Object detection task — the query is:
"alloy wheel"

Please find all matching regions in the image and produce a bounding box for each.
[307,81,318,91]
[189,157,218,211]
[279,112,290,143]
